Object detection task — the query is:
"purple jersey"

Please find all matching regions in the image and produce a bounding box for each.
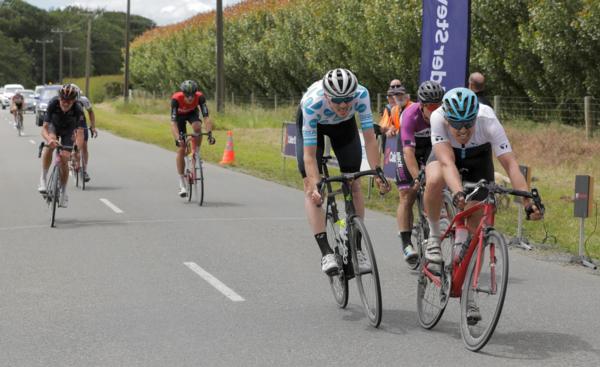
[400,102,431,148]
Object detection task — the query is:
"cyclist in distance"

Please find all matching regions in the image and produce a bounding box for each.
[394,80,444,266]
[74,86,98,182]
[423,87,543,322]
[38,83,85,208]
[10,91,25,128]
[296,68,389,275]
[170,80,214,197]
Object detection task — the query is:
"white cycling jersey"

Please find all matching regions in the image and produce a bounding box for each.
[300,81,374,147]
[430,103,512,158]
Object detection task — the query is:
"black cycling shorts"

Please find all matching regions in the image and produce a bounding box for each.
[428,142,494,200]
[295,105,362,178]
[174,109,202,136]
[396,136,432,189]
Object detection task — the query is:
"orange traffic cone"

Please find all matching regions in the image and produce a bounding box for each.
[219,130,235,165]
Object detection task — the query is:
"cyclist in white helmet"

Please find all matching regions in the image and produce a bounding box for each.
[296,68,389,275]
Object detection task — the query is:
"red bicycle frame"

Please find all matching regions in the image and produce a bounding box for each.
[422,199,497,298]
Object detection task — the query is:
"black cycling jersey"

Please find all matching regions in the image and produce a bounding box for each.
[44,96,85,148]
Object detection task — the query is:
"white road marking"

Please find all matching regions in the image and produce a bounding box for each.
[29,140,36,145]
[99,198,124,213]
[184,262,245,302]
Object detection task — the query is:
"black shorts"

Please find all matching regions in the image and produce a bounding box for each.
[428,142,494,200]
[48,124,78,150]
[396,136,432,189]
[295,106,362,178]
[175,110,202,136]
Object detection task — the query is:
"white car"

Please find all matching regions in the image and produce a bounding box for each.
[0,88,7,109]
[2,84,25,110]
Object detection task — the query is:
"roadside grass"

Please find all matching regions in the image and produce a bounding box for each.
[94,102,600,260]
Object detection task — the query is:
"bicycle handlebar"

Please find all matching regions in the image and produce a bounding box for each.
[37,142,75,158]
[464,179,545,219]
[317,167,390,197]
[179,131,216,145]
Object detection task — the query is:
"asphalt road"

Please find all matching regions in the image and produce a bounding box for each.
[1,108,599,366]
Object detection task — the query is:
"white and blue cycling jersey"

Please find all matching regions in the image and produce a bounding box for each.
[300,81,374,147]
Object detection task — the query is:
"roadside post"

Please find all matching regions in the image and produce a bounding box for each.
[509,165,533,250]
[572,175,597,269]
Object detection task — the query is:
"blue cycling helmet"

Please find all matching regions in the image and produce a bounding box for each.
[442,87,479,122]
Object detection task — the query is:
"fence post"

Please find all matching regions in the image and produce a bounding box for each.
[494,95,501,117]
[251,91,255,108]
[585,96,592,139]
[377,93,382,115]
[231,92,235,106]
[274,93,278,110]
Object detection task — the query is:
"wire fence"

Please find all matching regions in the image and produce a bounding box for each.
[131,89,599,136]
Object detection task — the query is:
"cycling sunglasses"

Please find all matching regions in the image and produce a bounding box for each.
[448,118,476,130]
[329,96,354,104]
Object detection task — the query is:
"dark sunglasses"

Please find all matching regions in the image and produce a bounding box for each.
[390,84,402,88]
[330,96,354,104]
[448,118,476,130]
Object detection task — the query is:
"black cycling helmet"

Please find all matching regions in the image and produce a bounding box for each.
[59,83,79,100]
[417,80,444,104]
[180,80,198,97]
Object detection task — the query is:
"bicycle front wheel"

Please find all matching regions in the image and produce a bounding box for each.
[351,216,382,327]
[197,159,204,206]
[460,229,509,351]
[49,169,60,228]
[80,154,86,191]
[17,114,23,136]
[325,201,348,308]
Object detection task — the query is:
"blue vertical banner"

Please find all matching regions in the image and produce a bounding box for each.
[419,0,471,89]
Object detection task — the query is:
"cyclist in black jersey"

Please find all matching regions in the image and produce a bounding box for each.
[38,84,85,208]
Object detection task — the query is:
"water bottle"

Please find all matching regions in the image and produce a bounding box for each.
[453,223,469,263]
[338,219,348,242]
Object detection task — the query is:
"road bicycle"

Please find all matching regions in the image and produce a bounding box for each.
[38,142,74,227]
[319,155,390,327]
[68,145,86,190]
[182,131,215,206]
[416,179,544,351]
[409,167,456,270]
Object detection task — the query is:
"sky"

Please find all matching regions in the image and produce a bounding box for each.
[27,0,244,26]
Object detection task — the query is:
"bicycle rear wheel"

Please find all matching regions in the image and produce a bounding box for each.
[460,229,509,351]
[351,216,382,327]
[325,199,348,308]
[80,154,86,191]
[416,218,453,329]
[16,114,23,136]
[197,158,204,206]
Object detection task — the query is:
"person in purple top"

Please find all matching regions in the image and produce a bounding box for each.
[395,81,445,266]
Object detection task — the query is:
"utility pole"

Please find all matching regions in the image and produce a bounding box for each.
[64,47,79,77]
[35,39,53,84]
[85,17,92,97]
[216,0,225,112]
[51,28,71,83]
[124,0,131,102]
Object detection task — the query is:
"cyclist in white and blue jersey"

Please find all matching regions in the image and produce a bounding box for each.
[295,68,387,275]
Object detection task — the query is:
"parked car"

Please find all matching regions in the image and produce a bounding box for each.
[20,89,37,113]
[35,85,61,126]
[34,85,45,98]
[2,84,25,109]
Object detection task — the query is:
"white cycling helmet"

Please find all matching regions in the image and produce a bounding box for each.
[322,68,358,98]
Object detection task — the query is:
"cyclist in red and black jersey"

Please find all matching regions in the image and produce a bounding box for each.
[170,80,214,197]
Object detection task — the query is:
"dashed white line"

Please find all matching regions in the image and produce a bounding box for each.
[99,198,124,213]
[29,140,36,145]
[184,262,245,302]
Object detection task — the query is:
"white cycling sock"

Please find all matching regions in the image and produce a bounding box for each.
[427,217,441,239]
[179,175,186,188]
[41,169,48,181]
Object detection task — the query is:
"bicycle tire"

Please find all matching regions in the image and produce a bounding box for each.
[49,169,60,228]
[416,218,453,330]
[16,113,23,136]
[197,158,205,206]
[460,229,508,351]
[410,192,429,271]
[351,216,382,327]
[80,153,86,191]
[325,199,348,308]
